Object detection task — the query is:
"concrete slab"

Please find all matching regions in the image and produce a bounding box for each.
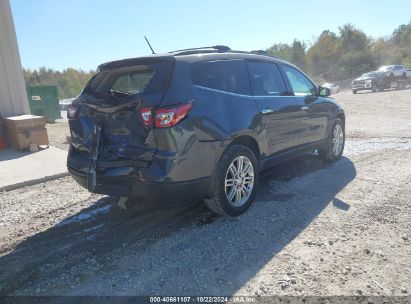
[0,147,69,191]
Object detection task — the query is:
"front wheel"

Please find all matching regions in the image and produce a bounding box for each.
[205,145,259,216]
[319,118,345,162]
[352,89,357,94]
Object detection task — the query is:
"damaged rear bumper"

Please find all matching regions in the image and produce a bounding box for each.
[68,166,211,203]
[67,149,213,203]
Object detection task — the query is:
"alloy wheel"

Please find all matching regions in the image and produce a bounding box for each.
[224,156,254,207]
[332,124,344,156]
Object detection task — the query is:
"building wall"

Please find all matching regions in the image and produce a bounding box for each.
[0,0,30,118]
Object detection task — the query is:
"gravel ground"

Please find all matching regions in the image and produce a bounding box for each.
[0,88,410,299]
[46,121,70,151]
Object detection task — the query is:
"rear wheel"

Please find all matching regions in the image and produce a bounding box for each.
[352,89,357,94]
[371,84,378,92]
[205,145,259,216]
[319,118,345,162]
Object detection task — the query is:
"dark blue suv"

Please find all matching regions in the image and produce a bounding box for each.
[67,46,345,216]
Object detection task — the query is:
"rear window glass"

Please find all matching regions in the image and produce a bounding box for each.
[84,60,172,100]
[191,60,251,95]
[112,69,155,94]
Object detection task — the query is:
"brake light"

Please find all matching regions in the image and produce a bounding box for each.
[155,103,193,128]
[139,107,153,126]
[67,104,79,120]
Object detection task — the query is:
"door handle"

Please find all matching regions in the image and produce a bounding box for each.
[261,108,274,114]
[301,106,309,111]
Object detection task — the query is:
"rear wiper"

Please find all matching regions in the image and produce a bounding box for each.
[110,89,133,97]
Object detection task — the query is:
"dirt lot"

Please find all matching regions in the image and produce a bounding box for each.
[46,119,70,151]
[0,88,410,299]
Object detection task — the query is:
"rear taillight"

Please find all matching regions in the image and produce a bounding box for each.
[155,103,193,128]
[67,104,79,120]
[138,103,193,128]
[139,107,153,126]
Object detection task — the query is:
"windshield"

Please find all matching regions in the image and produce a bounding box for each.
[362,72,377,77]
[83,60,172,101]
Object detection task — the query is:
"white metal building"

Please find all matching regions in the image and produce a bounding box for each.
[0,0,30,117]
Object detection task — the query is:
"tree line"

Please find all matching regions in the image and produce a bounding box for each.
[23,67,95,100]
[268,22,411,83]
[23,21,411,99]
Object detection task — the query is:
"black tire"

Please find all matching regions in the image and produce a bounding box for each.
[371,84,378,92]
[352,89,357,94]
[318,118,345,162]
[402,72,406,78]
[205,145,259,216]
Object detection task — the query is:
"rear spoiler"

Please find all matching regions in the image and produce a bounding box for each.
[97,57,174,72]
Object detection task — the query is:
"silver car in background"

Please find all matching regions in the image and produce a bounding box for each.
[378,65,407,78]
[59,98,75,111]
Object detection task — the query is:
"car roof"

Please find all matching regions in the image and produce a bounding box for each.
[172,52,290,65]
[97,46,294,71]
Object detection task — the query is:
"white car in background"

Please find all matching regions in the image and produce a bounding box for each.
[378,65,407,78]
[322,82,340,94]
[59,98,75,111]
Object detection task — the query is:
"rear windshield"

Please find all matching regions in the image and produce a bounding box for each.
[83,60,172,101]
[191,60,251,95]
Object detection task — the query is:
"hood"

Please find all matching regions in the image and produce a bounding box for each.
[355,76,374,81]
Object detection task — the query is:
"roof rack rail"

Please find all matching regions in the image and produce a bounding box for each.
[251,50,269,55]
[169,45,231,54]
[167,46,280,59]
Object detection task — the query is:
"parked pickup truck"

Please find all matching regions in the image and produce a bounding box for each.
[352,71,384,94]
[352,70,409,94]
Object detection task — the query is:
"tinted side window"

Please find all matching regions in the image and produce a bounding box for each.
[281,65,316,96]
[191,60,251,95]
[247,61,287,96]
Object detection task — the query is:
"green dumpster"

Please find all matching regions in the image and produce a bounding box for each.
[27,85,61,122]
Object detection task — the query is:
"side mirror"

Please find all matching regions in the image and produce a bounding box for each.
[319,86,331,97]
